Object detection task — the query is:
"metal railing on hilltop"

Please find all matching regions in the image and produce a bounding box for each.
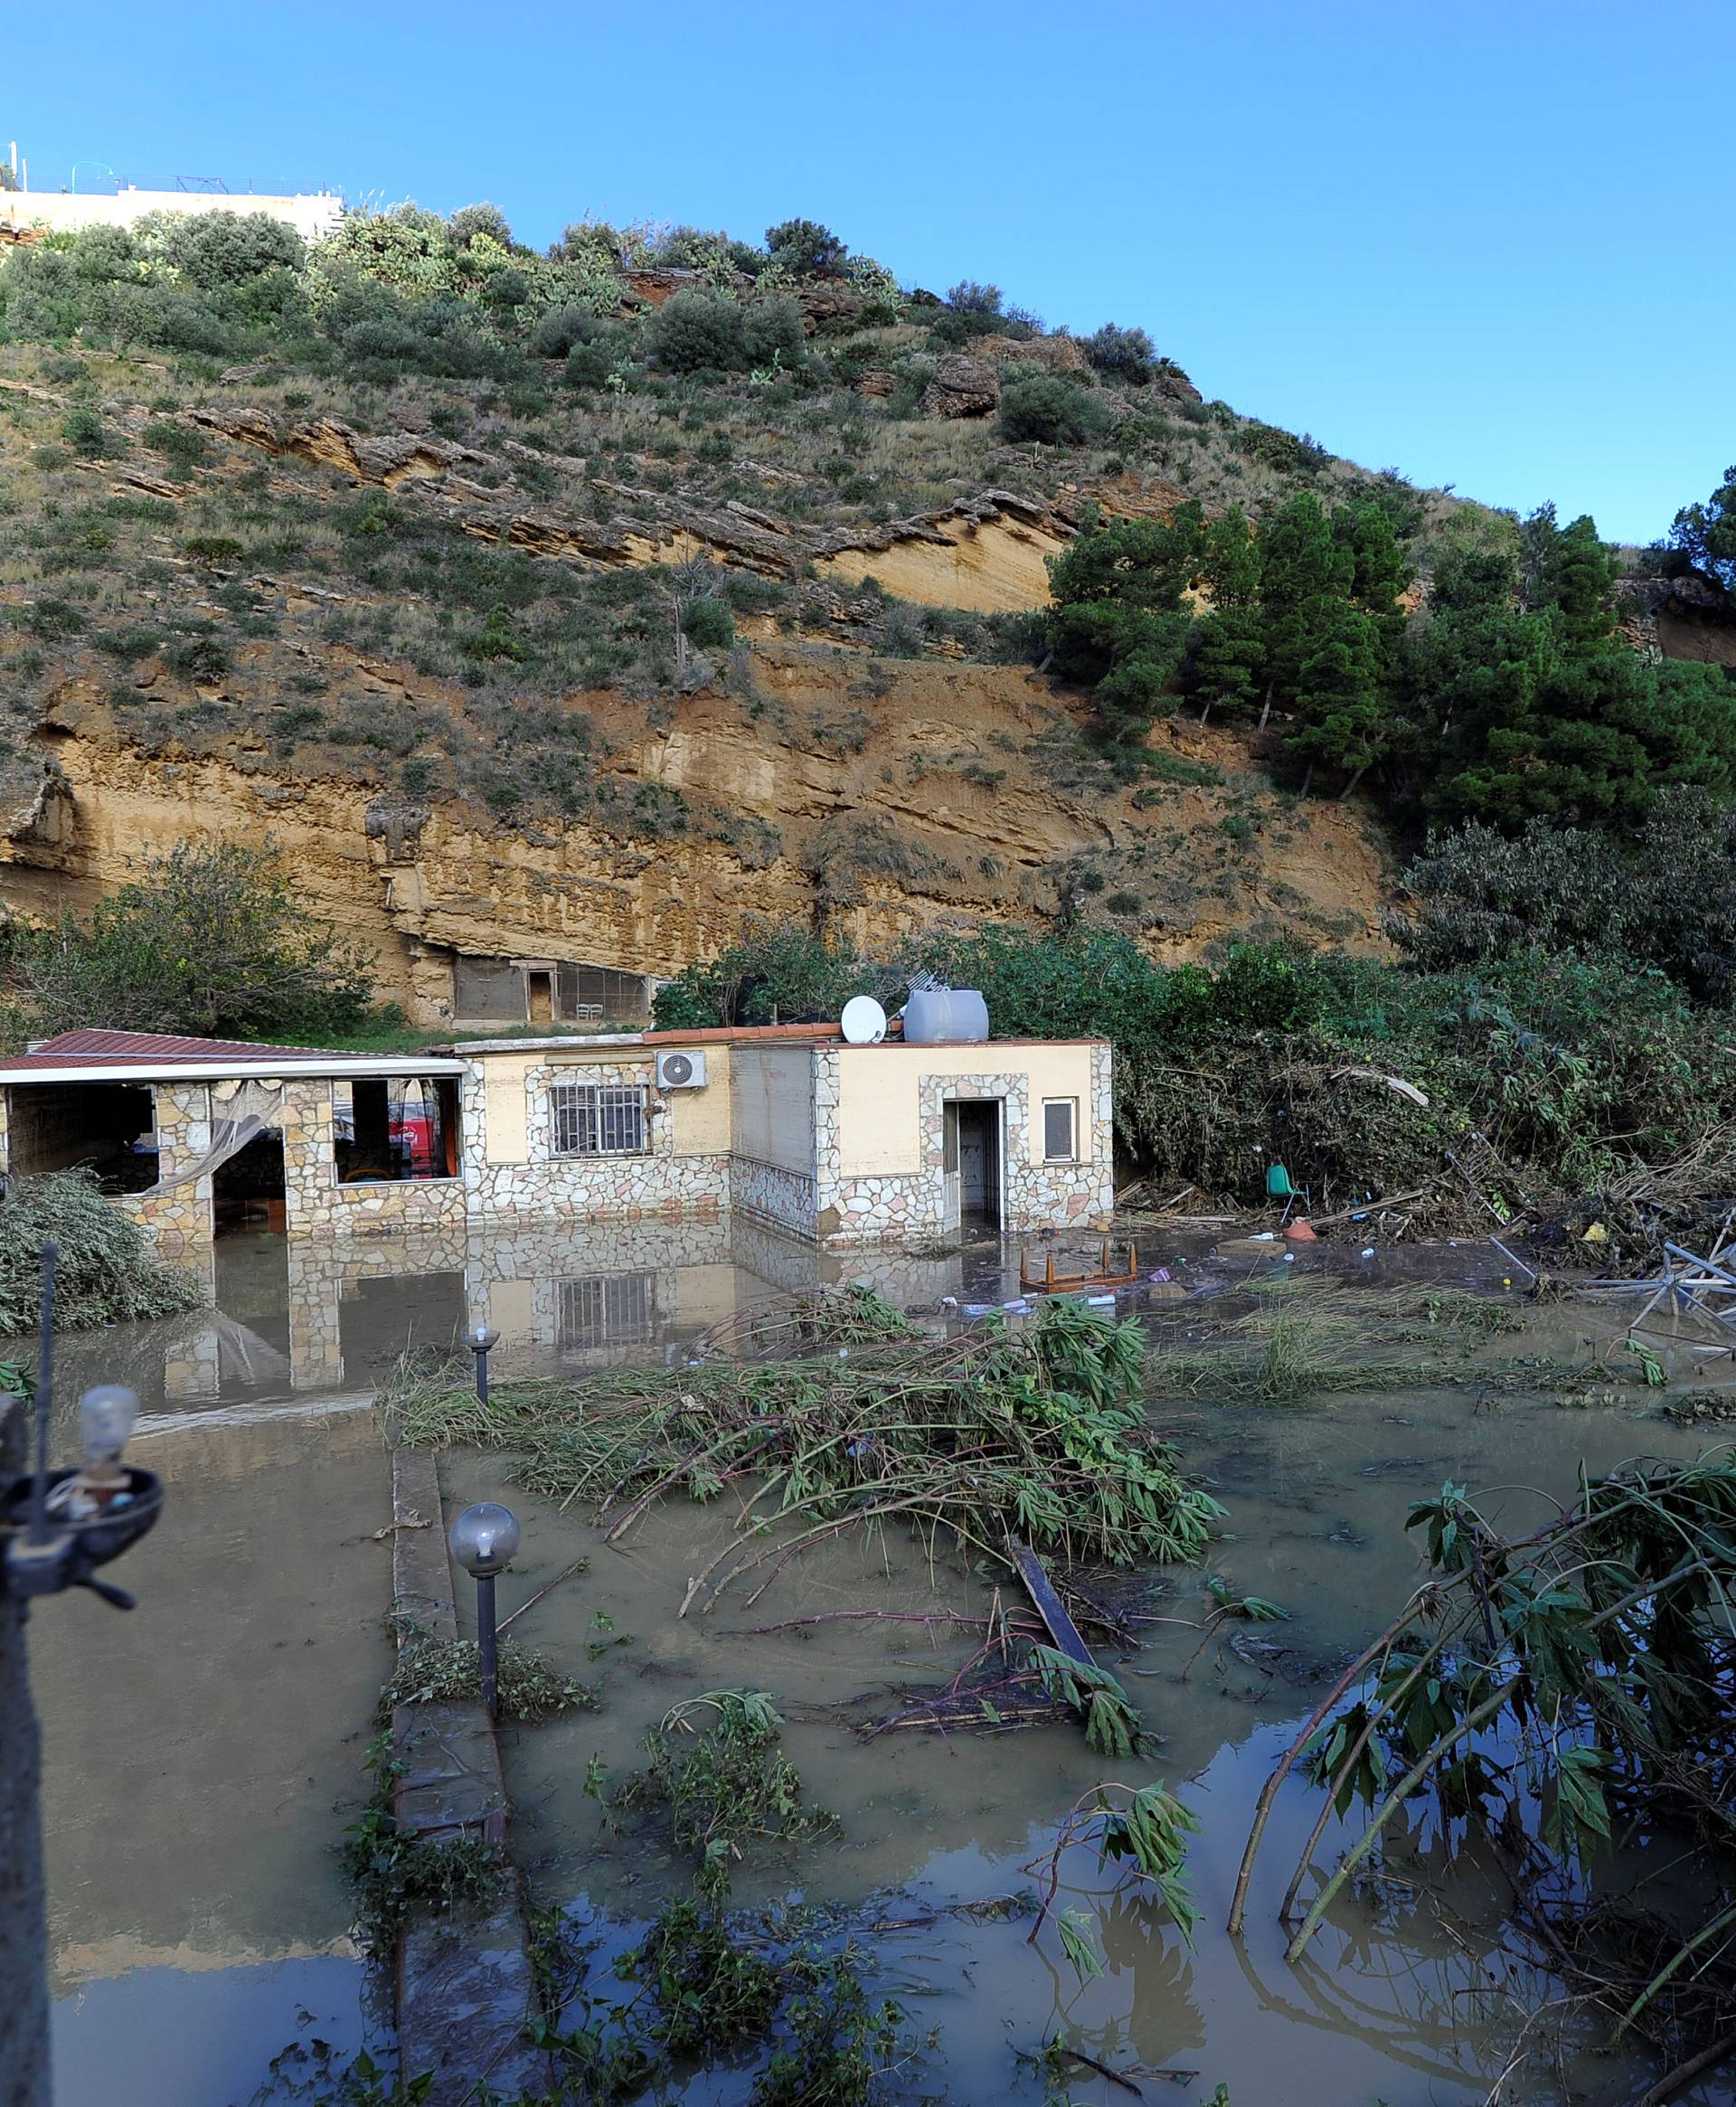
[66,169,341,198]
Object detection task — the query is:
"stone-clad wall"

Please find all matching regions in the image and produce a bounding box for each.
[114,1083,214,1252]
[281,1078,467,1240]
[460,1061,729,1223]
[729,1155,816,1239]
[810,1052,1113,1248]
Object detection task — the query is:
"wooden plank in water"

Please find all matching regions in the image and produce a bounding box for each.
[1007,1538,1095,1666]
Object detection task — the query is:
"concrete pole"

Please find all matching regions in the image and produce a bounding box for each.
[0,1398,51,2107]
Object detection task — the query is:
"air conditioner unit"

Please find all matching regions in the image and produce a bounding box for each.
[655,1049,708,1090]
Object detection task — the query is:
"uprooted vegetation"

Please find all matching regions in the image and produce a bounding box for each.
[388,1291,1225,1613]
[382,1629,596,1724]
[1237,1451,1736,2101]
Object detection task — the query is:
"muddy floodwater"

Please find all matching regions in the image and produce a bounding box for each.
[26,1218,1736,2105]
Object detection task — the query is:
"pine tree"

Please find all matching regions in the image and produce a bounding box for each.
[1187,506,1265,724]
[1045,504,1206,751]
[1288,596,1387,796]
[1254,495,1347,727]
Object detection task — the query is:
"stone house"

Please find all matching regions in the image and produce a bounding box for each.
[0,1031,467,1251]
[460,1025,1113,1247]
[0,1025,1113,1252]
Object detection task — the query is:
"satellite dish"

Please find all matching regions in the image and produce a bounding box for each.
[841,996,888,1045]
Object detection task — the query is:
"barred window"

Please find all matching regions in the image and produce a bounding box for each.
[1043,1099,1078,1163]
[552,1082,647,1157]
[558,1271,656,1352]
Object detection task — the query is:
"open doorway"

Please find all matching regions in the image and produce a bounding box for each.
[526,969,555,1024]
[213,1129,286,1235]
[944,1100,1002,1233]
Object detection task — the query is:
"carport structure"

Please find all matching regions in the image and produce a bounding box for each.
[0,1030,467,1248]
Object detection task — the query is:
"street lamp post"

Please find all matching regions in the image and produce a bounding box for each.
[448,1500,520,1721]
[464,1322,501,1405]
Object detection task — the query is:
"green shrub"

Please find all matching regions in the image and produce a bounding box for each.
[741,294,806,370]
[530,302,599,358]
[682,596,735,649]
[1085,322,1159,383]
[562,338,618,388]
[141,419,214,477]
[155,209,305,289]
[165,633,231,682]
[765,218,847,277]
[448,202,514,250]
[998,375,1111,447]
[21,837,377,1042]
[648,288,747,373]
[60,405,109,458]
[184,534,244,568]
[0,1169,207,1334]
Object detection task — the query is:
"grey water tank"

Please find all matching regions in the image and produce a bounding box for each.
[902,987,989,1044]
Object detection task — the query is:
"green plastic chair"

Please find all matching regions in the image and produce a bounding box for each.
[1266,1163,1295,1199]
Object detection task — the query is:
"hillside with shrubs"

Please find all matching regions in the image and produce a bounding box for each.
[3,197,1736,1222]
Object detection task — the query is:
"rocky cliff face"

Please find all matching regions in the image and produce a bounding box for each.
[0,646,1392,1021]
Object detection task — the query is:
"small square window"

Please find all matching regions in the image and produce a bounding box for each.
[1043,1099,1077,1163]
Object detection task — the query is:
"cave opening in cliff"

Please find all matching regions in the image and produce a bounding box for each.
[451,953,651,1027]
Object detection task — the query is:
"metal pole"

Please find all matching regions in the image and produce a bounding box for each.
[27,1245,56,1546]
[476,1573,498,1720]
[476,1346,489,1407]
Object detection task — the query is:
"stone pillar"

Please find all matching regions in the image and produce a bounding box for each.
[116,1082,212,1252]
[163,1319,222,1403]
[285,1236,344,1392]
[280,1078,336,1240]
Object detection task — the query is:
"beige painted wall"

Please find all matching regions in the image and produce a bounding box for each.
[480,1054,535,1165]
[667,1045,731,1156]
[835,1043,1099,1175]
[731,1045,816,1173]
[472,1043,732,1164]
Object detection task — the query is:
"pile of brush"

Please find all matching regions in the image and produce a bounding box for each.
[388,1291,1222,1613]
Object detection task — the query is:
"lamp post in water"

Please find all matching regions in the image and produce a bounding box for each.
[464,1322,500,1404]
[448,1500,519,1721]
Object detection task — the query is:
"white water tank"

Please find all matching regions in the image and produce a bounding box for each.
[902,987,989,1044]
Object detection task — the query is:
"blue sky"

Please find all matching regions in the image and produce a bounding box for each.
[8,1,1728,544]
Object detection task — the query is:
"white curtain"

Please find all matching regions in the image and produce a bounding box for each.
[141,1080,286,1195]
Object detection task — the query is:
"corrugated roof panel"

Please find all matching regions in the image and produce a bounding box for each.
[31,1030,341,1061]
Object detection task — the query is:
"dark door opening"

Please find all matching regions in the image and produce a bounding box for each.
[955,1101,1001,1232]
[213,1129,286,1236]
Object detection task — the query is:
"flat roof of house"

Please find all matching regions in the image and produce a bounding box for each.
[0,1029,466,1084]
[460,1025,1106,1054]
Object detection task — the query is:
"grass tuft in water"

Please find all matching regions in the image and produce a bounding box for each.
[340,1733,508,1960]
[382,1631,596,1723]
[611,1690,839,1885]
